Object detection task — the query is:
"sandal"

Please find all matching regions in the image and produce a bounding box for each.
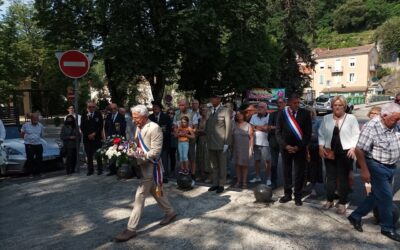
[322,202,334,210]
[336,204,347,215]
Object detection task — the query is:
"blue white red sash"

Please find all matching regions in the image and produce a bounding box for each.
[137,130,164,197]
[283,107,303,141]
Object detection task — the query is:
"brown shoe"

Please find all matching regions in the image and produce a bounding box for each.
[114,229,136,242]
[159,212,177,226]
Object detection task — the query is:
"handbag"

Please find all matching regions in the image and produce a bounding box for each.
[324,114,347,160]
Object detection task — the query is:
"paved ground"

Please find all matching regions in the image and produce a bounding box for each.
[1,100,399,249]
[1,172,399,250]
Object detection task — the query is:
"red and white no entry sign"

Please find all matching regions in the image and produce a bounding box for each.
[57,50,92,79]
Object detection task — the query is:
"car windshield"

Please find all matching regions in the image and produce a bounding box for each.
[316,96,330,102]
[5,126,20,139]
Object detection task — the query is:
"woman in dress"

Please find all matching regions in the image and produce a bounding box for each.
[195,105,210,182]
[232,110,254,189]
[318,96,360,214]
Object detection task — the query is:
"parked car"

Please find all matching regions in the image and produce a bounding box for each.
[314,95,354,115]
[2,126,63,174]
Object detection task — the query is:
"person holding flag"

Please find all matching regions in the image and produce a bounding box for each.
[276,94,312,206]
[115,105,176,242]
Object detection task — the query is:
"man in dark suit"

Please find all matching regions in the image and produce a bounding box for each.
[104,103,127,175]
[149,102,171,182]
[80,101,104,176]
[267,97,286,189]
[276,94,312,206]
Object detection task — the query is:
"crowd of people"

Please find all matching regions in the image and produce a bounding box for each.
[4,91,400,243]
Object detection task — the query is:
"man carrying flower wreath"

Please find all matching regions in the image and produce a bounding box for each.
[114,105,176,242]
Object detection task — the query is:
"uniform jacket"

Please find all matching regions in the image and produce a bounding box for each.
[205,105,232,150]
[80,110,103,143]
[149,112,171,149]
[276,107,312,150]
[104,112,126,138]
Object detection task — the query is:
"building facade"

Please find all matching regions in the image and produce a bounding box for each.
[311,44,379,98]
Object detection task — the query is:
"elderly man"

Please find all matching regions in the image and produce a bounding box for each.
[21,113,45,176]
[249,102,271,185]
[80,101,104,176]
[104,103,126,176]
[173,99,197,183]
[115,105,176,242]
[348,103,400,242]
[206,94,232,193]
[276,94,312,206]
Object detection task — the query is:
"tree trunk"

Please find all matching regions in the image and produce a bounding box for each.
[148,72,165,104]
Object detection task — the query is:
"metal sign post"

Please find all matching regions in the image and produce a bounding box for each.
[56,50,93,174]
[74,78,80,173]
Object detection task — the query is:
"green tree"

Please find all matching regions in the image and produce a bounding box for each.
[375,16,400,59]
[267,0,316,95]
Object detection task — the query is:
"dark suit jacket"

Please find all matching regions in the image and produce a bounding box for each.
[104,112,126,138]
[80,110,104,143]
[149,112,171,149]
[276,108,312,150]
[267,110,279,148]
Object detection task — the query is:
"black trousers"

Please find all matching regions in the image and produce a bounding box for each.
[169,147,177,172]
[325,152,352,204]
[66,147,77,174]
[25,144,43,175]
[270,145,280,186]
[84,141,103,174]
[282,149,307,200]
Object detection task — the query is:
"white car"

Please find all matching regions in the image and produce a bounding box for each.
[2,126,63,174]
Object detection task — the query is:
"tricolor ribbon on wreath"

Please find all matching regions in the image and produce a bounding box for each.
[282,106,303,141]
[137,131,164,197]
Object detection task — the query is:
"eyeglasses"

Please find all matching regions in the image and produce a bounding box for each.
[168,112,175,115]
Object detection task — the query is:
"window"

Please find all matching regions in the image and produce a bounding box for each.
[319,61,325,70]
[319,75,324,85]
[349,57,356,68]
[334,75,341,84]
[349,73,355,83]
[334,59,341,70]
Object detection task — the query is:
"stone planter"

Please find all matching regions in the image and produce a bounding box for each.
[117,163,134,179]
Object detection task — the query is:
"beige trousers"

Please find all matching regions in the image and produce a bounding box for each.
[127,163,175,231]
[208,149,227,186]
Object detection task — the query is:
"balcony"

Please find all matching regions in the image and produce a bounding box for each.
[330,66,343,73]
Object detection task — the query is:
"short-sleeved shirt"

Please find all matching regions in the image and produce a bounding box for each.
[177,127,193,142]
[21,122,44,145]
[250,113,269,146]
[357,118,400,165]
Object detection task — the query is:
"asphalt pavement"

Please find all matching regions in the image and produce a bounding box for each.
[1,100,399,249]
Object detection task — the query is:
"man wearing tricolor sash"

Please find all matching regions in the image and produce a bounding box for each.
[276,94,312,206]
[115,105,176,242]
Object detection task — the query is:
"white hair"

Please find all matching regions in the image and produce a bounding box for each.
[131,105,149,117]
[381,103,400,116]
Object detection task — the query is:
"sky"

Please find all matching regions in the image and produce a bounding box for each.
[0,0,32,17]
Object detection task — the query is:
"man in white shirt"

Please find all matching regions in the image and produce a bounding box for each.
[64,105,81,127]
[21,113,45,176]
[249,102,272,186]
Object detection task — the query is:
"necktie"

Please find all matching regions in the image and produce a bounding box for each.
[213,107,216,115]
[293,111,296,118]
[112,113,115,122]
